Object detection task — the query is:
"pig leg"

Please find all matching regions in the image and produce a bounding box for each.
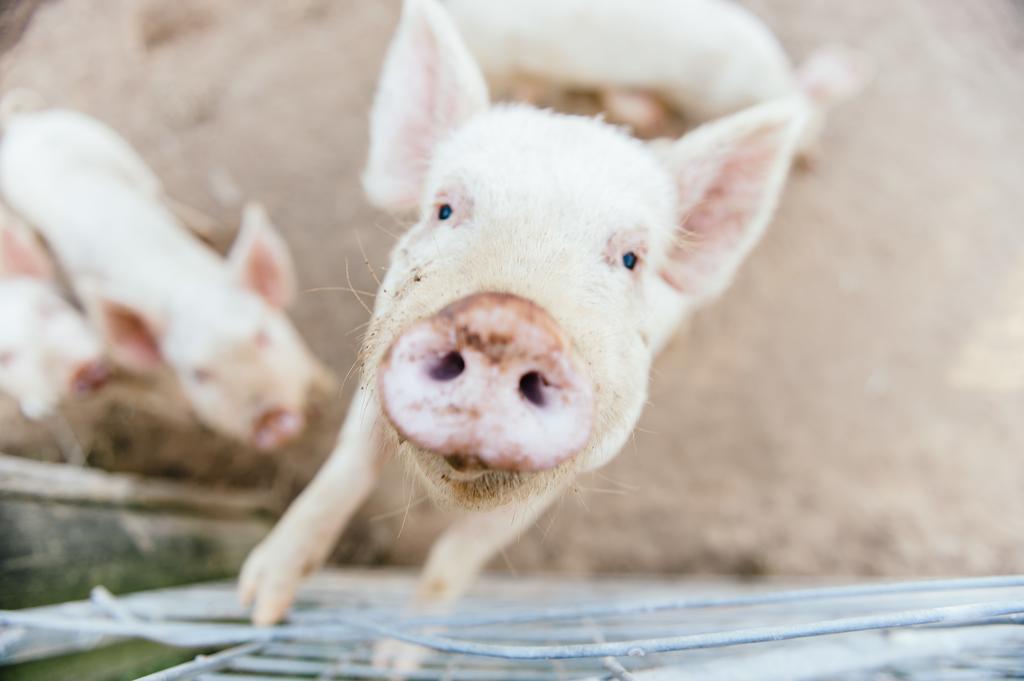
[239,388,389,625]
[600,88,670,137]
[373,484,564,674]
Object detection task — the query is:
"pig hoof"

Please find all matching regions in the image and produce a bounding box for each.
[237,539,306,625]
[372,638,430,679]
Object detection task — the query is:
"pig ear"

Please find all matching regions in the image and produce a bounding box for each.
[362,0,489,210]
[659,98,808,301]
[78,284,165,373]
[227,202,297,309]
[0,222,55,280]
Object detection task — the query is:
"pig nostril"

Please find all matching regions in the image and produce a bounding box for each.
[519,371,547,407]
[429,351,465,381]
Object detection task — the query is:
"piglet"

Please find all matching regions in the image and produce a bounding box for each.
[239,1,808,672]
[0,108,332,449]
[443,0,864,146]
[0,211,108,419]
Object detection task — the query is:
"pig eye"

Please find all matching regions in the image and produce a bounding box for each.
[622,251,639,270]
[438,204,453,221]
[255,329,271,349]
[192,368,214,383]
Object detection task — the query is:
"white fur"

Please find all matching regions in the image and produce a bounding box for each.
[0,109,327,447]
[443,0,861,146]
[240,0,806,666]
[0,280,104,419]
[0,213,104,419]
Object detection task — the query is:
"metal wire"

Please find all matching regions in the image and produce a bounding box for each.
[133,643,264,681]
[5,574,1024,680]
[354,600,1024,659]
[301,574,1024,629]
[4,594,1024,659]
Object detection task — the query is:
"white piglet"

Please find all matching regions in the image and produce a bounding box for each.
[240,0,807,664]
[0,211,108,419]
[444,0,863,146]
[0,109,329,449]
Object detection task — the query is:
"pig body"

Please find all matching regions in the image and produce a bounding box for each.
[0,280,106,419]
[0,214,107,419]
[240,0,808,671]
[443,0,862,144]
[0,109,329,449]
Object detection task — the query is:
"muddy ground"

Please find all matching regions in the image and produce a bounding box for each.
[1,0,1023,576]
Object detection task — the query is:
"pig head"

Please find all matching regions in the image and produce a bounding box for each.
[74,203,326,450]
[0,108,332,449]
[0,215,107,418]
[236,0,808,638]
[360,0,808,510]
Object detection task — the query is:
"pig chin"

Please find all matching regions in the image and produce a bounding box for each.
[403,442,574,510]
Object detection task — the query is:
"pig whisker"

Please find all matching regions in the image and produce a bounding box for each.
[302,285,377,297]
[371,220,401,241]
[345,318,373,338]
[368,495,429,522]
[396,489,418,539]
[344,258,374,316]
[634,426,659,435]
[336,356,363,401]
[382,210,408,234]
[575,485,631,497]
[354,229,383,288]
[541,490,569,542]
[571,486,592,512]
[592,470,642,492]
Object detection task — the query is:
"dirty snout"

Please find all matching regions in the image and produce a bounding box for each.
[252,407,306,450]
[378,292,594,472]
[70,360,111,396]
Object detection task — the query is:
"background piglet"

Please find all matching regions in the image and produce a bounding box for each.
[0,210,108,420]
[443,0,864,147]
[240,3,806,675]
[0,109,334,450]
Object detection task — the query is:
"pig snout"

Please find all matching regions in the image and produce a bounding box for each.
[378,292,594,472]
[70,360,111,395]
[252,407,305,450]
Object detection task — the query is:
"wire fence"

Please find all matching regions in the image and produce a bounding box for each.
[3,571,1024,680]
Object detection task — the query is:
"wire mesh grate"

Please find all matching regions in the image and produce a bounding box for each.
[3,570,1024,680]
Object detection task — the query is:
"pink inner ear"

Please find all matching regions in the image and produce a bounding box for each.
[662,126,783,294]
[364,0,488,210]
[1,229,54,280]
[106,304,162,370]
[242,238,289,309]
[408,18,441,172]
[376,15,445,205]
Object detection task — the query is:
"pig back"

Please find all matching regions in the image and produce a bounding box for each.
[0,111,224,294]
[445,0,794,103]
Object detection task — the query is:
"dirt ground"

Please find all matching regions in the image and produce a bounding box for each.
[1,0,1023,577]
